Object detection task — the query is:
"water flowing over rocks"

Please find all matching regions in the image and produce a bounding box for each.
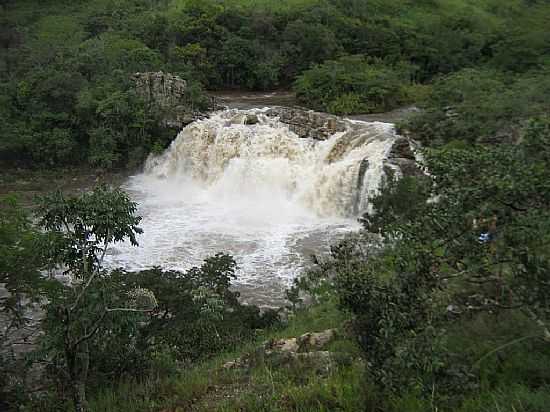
[144,108,399,217]
[263,106,422,178]
[106,108,422,305]
[265,107,347,140]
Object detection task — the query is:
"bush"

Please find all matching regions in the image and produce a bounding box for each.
[361,174,431,234]
[294,55,411,114]
[311,119,550,405]
[87,254,281,382]
[405,67,550,145]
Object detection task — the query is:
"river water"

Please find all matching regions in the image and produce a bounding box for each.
[106,104,399,307]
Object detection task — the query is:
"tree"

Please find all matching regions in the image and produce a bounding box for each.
[330,118,550,399]
[36,186,156,412]
[294,55,411,114]
[100,254,279,373]
[0,198,47,408]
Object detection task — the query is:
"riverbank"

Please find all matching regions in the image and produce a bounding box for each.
[0,167,130,208]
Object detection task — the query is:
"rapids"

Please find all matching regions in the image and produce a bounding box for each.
[106,108,399,306]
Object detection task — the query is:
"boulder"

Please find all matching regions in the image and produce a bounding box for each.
[389,137,415,160]
[265,107,346,140]
[244,114,259,125]
[297,329,338,352]
[132,71,217,129]
[265,337,300,354]
[221,329,340,373]
[387,137,424,178]
[389,158,424,178]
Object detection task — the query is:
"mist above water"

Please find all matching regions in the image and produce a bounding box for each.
[106,109,398,306]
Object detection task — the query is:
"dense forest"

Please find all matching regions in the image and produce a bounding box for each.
[1,0,549,168]
[2,0,550,411]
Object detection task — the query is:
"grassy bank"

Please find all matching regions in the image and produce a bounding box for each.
[80,300,364,412]
[54,297,550,412]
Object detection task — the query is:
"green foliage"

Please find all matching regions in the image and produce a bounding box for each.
[406,67,550,145]
[361,174,432,233]
[294,56,411,114]
[92,254,280,378]
[2,0,550,167]
[0,198,47,408]
[326,117,550,405]
[80,299,359,412]
[0,197,46,302]
[0,186,280,411]
[35,185,146,412]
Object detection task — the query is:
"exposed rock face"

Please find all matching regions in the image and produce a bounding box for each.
[132,71,217,129]
[266,106,423,179]
[244,114,259,125]
[296,329,338,352]
[387,137,424,177]
[389,137,415,160]
[266,107,346,140]
[222,329,342,375]
[133,71,187,108]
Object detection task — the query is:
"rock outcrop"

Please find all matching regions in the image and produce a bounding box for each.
[266,106,423,179]
[387,137,424,177]
[265,107,346,140]
[132,71,218,129]
[222,329,343,375]
[133,71,187,108]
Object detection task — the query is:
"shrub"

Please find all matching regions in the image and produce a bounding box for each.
[405,66,550,145]
[294,55,411,114]
[88,255,281,381]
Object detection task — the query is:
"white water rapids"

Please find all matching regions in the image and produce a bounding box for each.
[106,109,399,306]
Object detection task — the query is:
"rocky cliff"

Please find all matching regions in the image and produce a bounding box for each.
[132,71,217,129]
[387,136,424,178]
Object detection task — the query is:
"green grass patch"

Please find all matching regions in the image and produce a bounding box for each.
[85,300,357,412]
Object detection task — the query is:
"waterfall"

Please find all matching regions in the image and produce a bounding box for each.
[107,108,399,306]
[145,109,397,217]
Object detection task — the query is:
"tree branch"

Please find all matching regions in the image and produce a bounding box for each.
[69,230,110,312]
[105,307,155,313]
[71,311,108,349]
[473,334,541,367]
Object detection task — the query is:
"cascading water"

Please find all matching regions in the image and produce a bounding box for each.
[106,108,399,306]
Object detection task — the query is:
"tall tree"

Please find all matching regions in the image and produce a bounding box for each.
[36,186,155,412]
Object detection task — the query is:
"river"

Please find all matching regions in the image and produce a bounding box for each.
[105,96,403,307]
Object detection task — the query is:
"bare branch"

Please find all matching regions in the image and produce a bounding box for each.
[473,334,541,367]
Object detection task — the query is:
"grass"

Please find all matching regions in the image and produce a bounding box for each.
[85,299,363,412]
[32,298,550,412]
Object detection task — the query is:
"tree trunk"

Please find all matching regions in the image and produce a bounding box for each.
[72,380,88,412]
[66,340,90,412]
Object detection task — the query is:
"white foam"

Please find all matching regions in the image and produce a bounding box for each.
[105,109,398,304]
